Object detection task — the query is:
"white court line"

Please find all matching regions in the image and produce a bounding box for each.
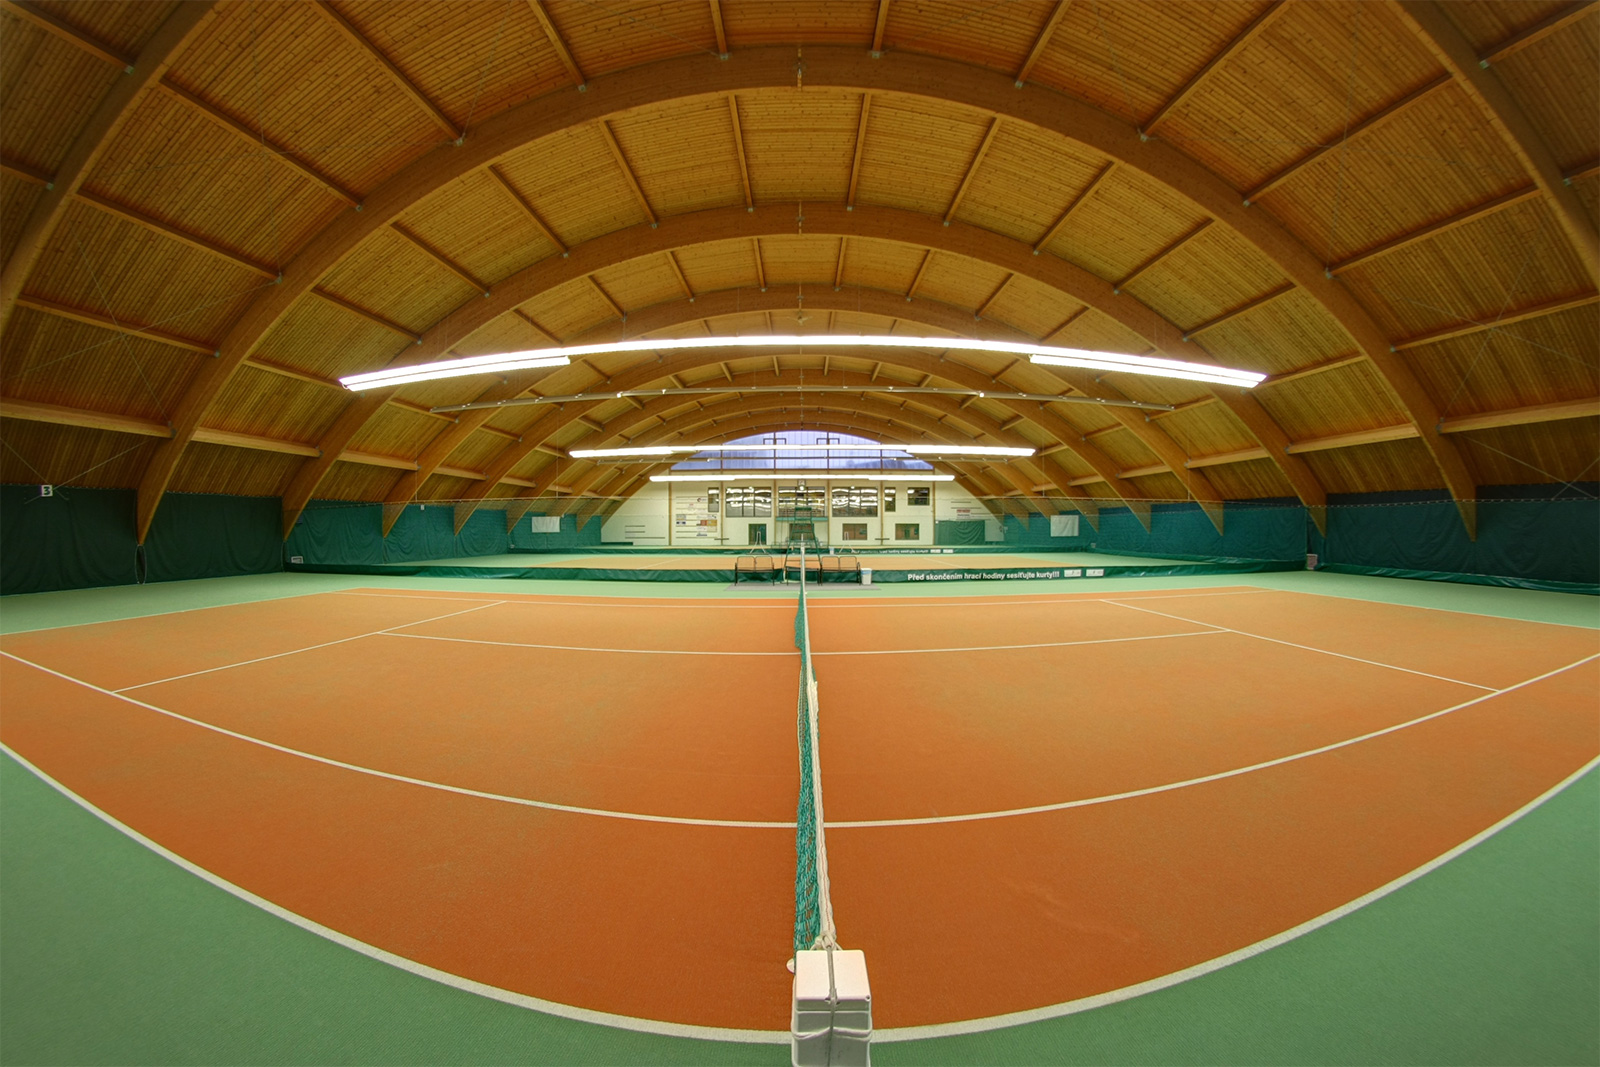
[334,590,795,609]
[827,652,1599,828]
[1270,585,1600,631]
[873,754,1600,1041]
[1108,599,1499,692]
[114,601,505,693]
[812,629,1225,656]
[806,588,1275,609]
[0,589,363,636]
[3,706,1595,1046]
[0,743,787,1046]
[383,631,799,657]
[6,648,1593,831]
[3,651,790,830]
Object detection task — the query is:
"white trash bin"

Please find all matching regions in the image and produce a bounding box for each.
[860,567,872,587]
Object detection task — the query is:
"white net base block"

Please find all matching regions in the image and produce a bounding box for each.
[792,949,872,1067]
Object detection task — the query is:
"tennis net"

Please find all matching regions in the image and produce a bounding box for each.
[792,545,837,954]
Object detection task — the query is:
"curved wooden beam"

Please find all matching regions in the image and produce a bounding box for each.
[138,43,1450,537]
[1393,0,1599,286]
[310,204,1233,521]
[0,1,217,332]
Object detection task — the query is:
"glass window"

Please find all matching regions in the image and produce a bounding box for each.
[895,523,920,541]
[725,486,771,517]
[830,485,878,517]
[841,522,868,541]
[707,487,719,515]
[906,487,931,507]
[883,487,895,512]
[777,484,828,518]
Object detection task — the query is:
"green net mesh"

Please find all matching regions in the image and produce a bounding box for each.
[793,553,834,954]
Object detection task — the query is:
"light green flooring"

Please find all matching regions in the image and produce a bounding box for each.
[1,569,1596,1064]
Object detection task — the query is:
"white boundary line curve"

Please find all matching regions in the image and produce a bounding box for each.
[3,745,1592,1046]
[116,602,504,692]
[0,745,788,1046]
[4,649,1594,830]
[1109,599,1499,691]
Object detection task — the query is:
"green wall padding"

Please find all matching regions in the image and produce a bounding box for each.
[1313,489,1599,588]
[934,519,986,545]
[1,485,137,595]
[286,503,515,565]
[1093,501,1306,562]
[143,493,281,584]
[3,486,281,595]
[999,514,1093,549]
[508,512,603,551]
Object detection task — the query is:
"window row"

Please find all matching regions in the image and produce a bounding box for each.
[719,485,930,518]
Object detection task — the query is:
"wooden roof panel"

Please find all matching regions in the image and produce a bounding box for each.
[590,253,691,312]
[1029,0,1278,130]
[1192,288,1356,377]
[86,89,341,269]
[1151,402,1259,458]
[1435,0,1576,52]
[672,239,772,294]
[855,93,990,216]
[167,1,439,196]
[1404,302,1600,414]
[979,274,1084,341]
[396,169,561,289]
[0,177,45,264]
[207,365,346,443]
[911,249,1008,314]
[719,0,877,46]
[494,124,655,246]
[1253,359,1407,439]
[1337,196,1593,339]
[332,0,573,129]
[608,98,747,217]
[883,0,1054,77]
[546,0,718,77]
[0,419,158,489]
[347,402,439,458]
[1193,457,1294,501]
[1255,83,1530,265]
[25,200,268,341]
[317,460,403,501]
[1170,1,1439,190]
[316,226,481,331]
[736,90,857,205]
[518,276,620,340]
[1128,222,1288,333]
[0,306,199,419]
[950,121,1106,246]
[1488,17,1600,172]
[1048,168,1206,283]
[168,443,301,497]
[0,16,124,171]
[1301,437,1442,494]
[1455,420,1600,486]
[251,299,407,381]
[756,234,850,287]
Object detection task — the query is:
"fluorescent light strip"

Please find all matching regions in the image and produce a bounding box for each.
[649,472,956,482]
[570,444,1033,459]
[339,336,1263,391]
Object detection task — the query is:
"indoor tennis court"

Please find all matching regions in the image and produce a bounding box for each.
[3,572,1595,1053]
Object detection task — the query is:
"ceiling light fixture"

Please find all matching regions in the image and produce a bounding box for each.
[648,472,958,482]
[339,335,1263,392]
[570,443,1034,459]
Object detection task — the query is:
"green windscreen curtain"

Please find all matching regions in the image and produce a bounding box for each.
[143,493,281,583]
[1,485,138,595]
[1,486,281,595]
[934,520,986,545]
[285,502,513,565]
[1093,501,1306,562]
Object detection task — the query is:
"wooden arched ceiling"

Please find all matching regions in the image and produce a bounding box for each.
[2,0,1595,542]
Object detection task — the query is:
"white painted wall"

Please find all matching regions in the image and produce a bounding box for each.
[599,478,940,547]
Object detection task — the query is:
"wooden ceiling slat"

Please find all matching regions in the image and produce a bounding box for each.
[1392,291,1600,349]
[527,0,586,88]
[311,1,461,141]
[1182,282,1296,339]
[871,0,889,55]
[1328,186,1541,274]
[1114,220,1211,292]
[944,117,1002,224]
[73,188,277,278]
[390,222,488,294]
[0,0,135,68]
[1566,158,1600,182]
[12,292,213,353]
[1014,1,1072,87]
[1141,1,1286,136]
[311,288,421,341]
[243,357,343,390]
[1244,74,1453,204]
[596,120,658,225]
[845,93,871,208]
[1478,1,1597,65]
[1033,161,1115,254]
[725,96,755,211]
[0,156,52,187]
[154,79,361,206]
[486,164,568,254]
[709,0,729,57]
